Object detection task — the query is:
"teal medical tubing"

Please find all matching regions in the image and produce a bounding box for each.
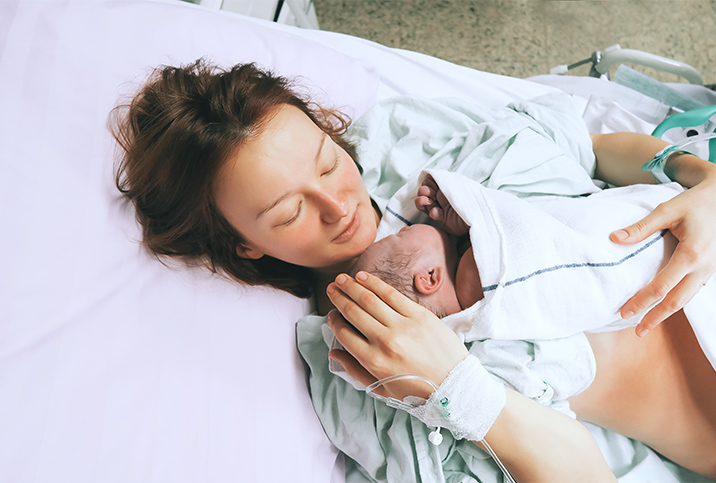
[651,105,716,163]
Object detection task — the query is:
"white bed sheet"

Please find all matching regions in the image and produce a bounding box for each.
[0,2,376,482]
[1,1,709,482]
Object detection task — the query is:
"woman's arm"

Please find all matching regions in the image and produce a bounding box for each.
[484,389,614,482]
[327,272,616,482]
[591,132,713,188]
[591,132,716,336]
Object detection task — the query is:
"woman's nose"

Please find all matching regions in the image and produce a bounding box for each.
[317,191,348,224]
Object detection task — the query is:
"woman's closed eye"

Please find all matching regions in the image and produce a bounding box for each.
[280,202,302,226]
[322,154,340,176]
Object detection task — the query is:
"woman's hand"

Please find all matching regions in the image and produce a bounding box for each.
[612,177,716,336]
[328,273,616,482]
[326,271,468,399]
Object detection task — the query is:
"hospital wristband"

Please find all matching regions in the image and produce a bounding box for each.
[641,145,695,184]
[406,354,506,442]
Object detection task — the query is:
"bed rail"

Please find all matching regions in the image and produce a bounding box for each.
[551,44,704,85]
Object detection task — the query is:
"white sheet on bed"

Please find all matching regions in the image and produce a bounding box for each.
[0,2,377,481]
[2,1,710,482]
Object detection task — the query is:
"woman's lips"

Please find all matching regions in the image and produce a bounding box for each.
[333,210,360,243]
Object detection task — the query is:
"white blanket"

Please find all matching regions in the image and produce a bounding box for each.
[329,173,685,405]
[426,169,683,341]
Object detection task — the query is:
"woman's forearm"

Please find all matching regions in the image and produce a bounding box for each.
[479,389,616,482]
[663,150,716,189]
[591,132,716,188]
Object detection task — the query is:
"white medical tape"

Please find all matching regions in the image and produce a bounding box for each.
[405,355,506,442]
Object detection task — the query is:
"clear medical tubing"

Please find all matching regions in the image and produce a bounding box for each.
[366,374,517,483]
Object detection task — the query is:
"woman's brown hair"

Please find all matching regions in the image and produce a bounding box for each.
[112,59,358,298]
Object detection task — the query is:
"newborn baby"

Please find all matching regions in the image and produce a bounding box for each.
[351,176,481,318]
[352,172,679,329]
[338,170,681,405]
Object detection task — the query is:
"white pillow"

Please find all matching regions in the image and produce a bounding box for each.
[0,1,378,481]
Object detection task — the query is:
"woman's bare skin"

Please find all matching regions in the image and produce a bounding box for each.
[569,309,716,479]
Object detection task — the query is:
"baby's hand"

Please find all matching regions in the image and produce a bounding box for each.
[415,176,469,236]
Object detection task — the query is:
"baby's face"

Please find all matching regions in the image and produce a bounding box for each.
[354,224,450,274]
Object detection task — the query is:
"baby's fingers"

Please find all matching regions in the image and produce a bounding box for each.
[420,176,439,194]
[415,194,436,214]
[417,183,438,199]
[415,196,445,222]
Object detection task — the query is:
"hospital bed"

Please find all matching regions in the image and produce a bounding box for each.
[1,1,714,482]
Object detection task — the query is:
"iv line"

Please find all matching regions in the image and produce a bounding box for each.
[365,374,517,483]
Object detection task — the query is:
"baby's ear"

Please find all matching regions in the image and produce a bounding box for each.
[414,267,444,295]
[235,243,264,260]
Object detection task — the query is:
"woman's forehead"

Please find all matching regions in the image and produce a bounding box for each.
[248,105,324,167]
[216,105,324,206]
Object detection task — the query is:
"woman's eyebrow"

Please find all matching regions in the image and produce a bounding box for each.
[255,133,327,220]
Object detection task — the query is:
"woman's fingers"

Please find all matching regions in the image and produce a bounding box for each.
[627,240,714,336]
[634,272,705,336]
[352,271,468,384]
[330,272,416,323]
[613,185,716,334]
[612,203,677,332]
[327,308,368,346]
[620,243,691,320]
[327,279,388,340]
[326,300,394,383]
[328,271,469,387]
[352,271,431,317]
[328,348,378,388]
[610,206,667,245]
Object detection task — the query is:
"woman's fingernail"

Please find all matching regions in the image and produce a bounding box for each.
[356,271,368,281]
[637,327,649,337]
[336,274,347,285]
[326,283,335,295]
[612,229,629,241]
[622,310,634,319]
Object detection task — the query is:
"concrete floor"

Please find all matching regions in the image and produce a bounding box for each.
[313,0,716,85]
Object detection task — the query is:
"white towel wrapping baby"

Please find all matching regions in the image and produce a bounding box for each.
[424,169,682,341]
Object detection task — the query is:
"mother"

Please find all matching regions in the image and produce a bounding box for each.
[113,60,716,481]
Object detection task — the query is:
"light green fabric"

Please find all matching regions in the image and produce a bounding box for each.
[299,315,498,483]
[347,92,599,213]
[296,94,710,482]
[300,315,710,483]
[298,92,597,483]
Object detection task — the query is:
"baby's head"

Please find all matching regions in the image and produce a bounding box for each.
[351,224,461,318]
